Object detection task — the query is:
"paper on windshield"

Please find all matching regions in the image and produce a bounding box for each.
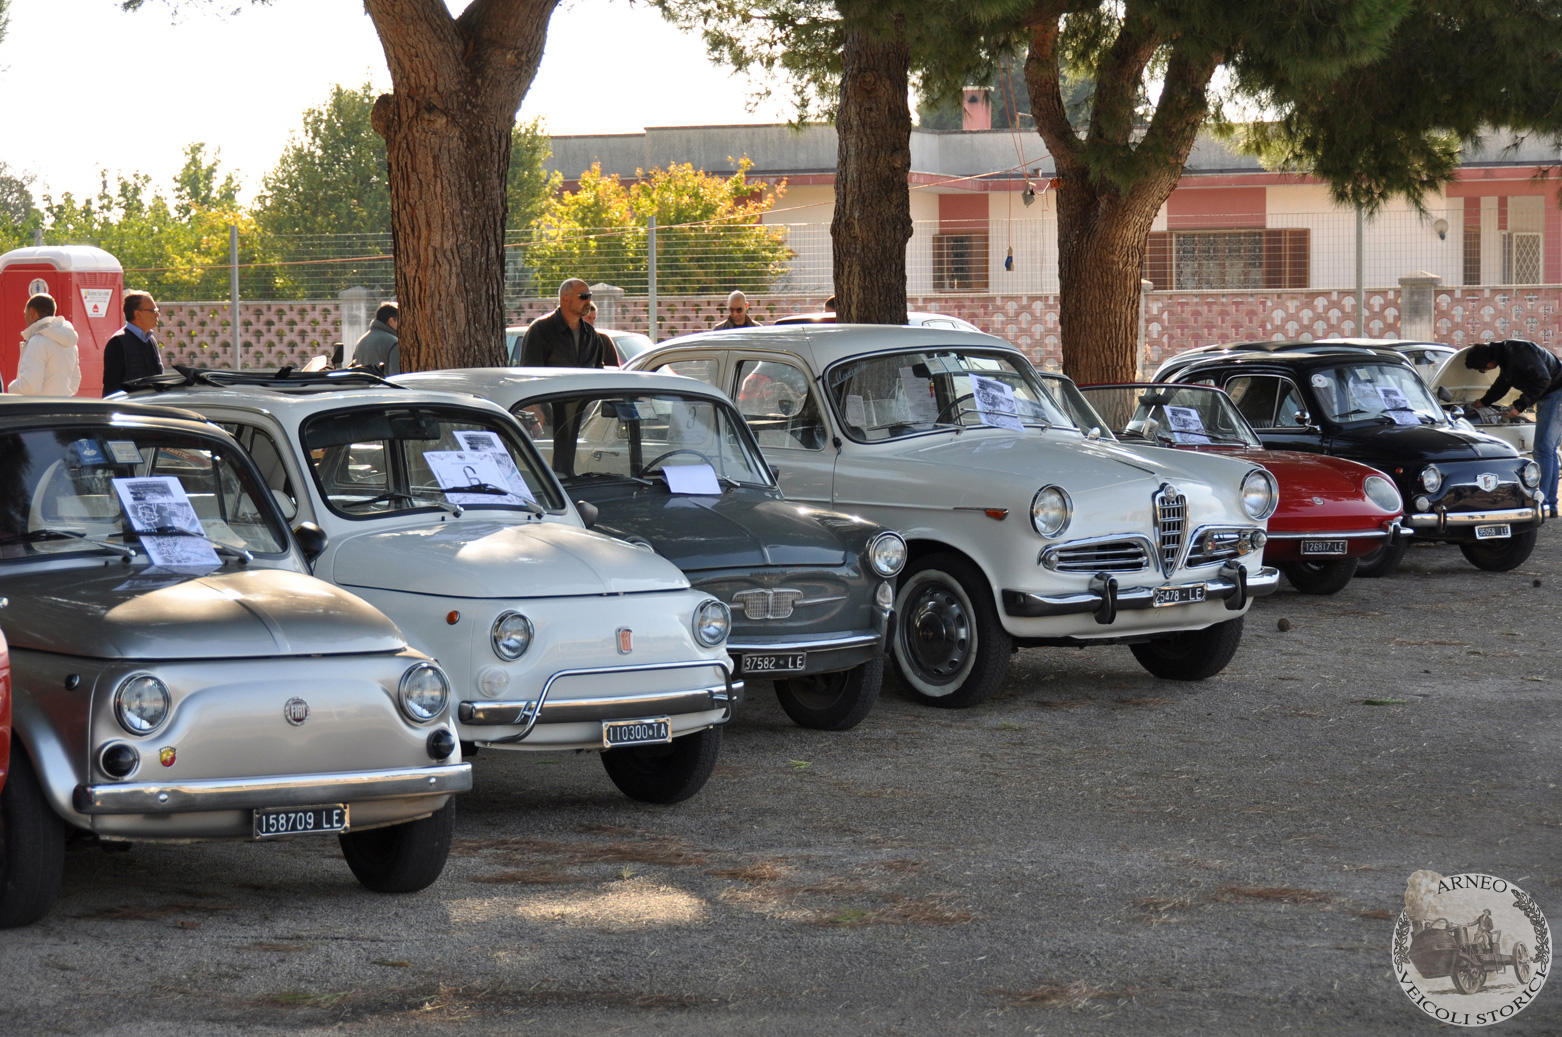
[453,430,535,500]
[1162,405,1213,444]
[1375,385,1421,425]
[422,450,529,505]
[667,401,707,444]
[845,394,867,427]
[113,476,221,569]
[662,463,722,495]
[969,374,1024,430]
[899,367,939,422]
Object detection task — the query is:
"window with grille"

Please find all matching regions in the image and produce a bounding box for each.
[933,232,990,291]
[1144,228,1308,290]
[1503,231,1542,285]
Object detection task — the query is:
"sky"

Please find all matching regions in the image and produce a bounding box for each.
[0,0,793,205]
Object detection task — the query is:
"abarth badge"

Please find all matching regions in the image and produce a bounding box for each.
[617,628,633,654]
[159,747,176,767]
[283,697,309,725]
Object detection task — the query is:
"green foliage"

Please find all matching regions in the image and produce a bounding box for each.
[0,161,40,254]
[526,161,791,295]
[254,83,390,240]
[174,143,240,220]
[508,117,559,232]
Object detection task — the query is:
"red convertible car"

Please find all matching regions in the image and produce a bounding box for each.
[1076,382,1405,594]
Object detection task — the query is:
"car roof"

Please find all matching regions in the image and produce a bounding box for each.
[0,396,222,434]
[643,323,1021,373]
[770,311,983,331]
[394,366,733,402]
[1157,340,1422,378]
[120,368,517,422]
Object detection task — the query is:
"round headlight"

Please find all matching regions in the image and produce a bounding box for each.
[1363,475,1402,513]
[1520,461,1541,489]
[114,675,170,735]
[867,531,907,577]
[1240,469,1279,521]
[1030,486,1073,538]
[693,599,731,647]
[1419,465,1444,494]
[398,662,450,723]
[491,611,534,661]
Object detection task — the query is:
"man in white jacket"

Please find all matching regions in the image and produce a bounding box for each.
[12,293,81,396]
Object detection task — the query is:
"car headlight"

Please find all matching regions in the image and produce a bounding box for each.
[1520,461,1541,489]
[114,674,170,735]
[1030,485,1072,537]
[398,662,450,723]
[1363,475,1402,513]
[693,599,731,647]
[866,531,907,577]
[1419,465,1443,494]
[1240,469,1278,521]
[491,610,534,660]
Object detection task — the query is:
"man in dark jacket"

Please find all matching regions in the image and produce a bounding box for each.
[518,279,605,368]
[712,290,763,330]
[351,301,400,374]
[1466,338,1562,515]
[101,291,163,396]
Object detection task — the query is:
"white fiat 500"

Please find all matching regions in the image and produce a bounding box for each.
[631,326,1281,707]
[122,371,737,804]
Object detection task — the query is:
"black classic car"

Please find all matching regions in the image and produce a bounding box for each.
[1154,342,1544,575]
[393,367,908,731]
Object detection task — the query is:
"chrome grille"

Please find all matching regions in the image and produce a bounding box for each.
[1154,485,1187,574]
[1186,530,1242,567]
[731,588,805,620]
[1045,540,1150,573]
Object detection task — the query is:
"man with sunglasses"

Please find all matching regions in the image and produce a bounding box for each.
[517,278,607,368]
[711,289,764,330]
[101,291,163,396]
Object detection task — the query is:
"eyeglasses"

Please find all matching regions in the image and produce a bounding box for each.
[576,292,592,301]
[136,307,159,314]
[728,306,745,312]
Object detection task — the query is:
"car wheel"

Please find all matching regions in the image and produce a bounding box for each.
[1129,617,1245,681]
[601,726,721,804]
[1279,557,1358,595]
[774,657,883,731]
[1353,536,1409,578]
[892,553,1012,709]
[1459,527,1538,572]
[0,746,69,928]
[338,799,455,894]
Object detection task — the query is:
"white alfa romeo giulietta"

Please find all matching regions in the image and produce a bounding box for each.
[631,325,1281,707]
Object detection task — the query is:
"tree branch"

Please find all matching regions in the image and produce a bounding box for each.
[1023,8,1081,175]
[1087,0,1161,147]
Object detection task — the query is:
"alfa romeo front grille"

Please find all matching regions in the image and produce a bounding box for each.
[1154,485,1187,574]
[1044,540,1150,573]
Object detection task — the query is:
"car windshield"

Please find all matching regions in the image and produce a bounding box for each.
[300,405,564,518]
[822,349,1070,441]
[513,391,773,489]
[610,332,655,361]
[1081,384,1262,447]
[0,425,289,563]
[1311,362,1446,425]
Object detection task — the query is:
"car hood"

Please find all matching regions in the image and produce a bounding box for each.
[1,567,405,660]
[578,485,857,571]
[891,431,1245,493]
[1327,422,1518,463]
[328,519,690,599]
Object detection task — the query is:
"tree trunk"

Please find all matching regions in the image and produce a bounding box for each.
[831,14,911,325]
[1052,186,1159,384]
[365,0,557,372]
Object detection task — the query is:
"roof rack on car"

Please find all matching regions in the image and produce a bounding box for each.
[124,365,405,394]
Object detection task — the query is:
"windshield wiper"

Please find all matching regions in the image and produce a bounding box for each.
[0,528,137,559]
[340,491,416,509]
[440,483,545,516]
[132,526,253,563]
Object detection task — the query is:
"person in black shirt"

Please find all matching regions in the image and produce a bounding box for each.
[1466,338,1562,516]
[101,291,163,396]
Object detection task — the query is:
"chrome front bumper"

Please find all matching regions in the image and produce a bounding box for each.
[75,763,473,815]
[1406,504,1542,530]
[1002,563,1280,621]
[458,659,738,744]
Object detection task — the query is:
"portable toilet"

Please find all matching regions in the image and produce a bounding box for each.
[0,245,124,397]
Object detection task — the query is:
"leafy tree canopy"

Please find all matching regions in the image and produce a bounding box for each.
[527,160,791,296]
[0,161,40,254]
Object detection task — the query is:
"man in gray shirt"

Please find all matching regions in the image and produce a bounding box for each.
[352,301,400,374]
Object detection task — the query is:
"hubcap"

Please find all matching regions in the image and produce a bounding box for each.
[906,584,970,680]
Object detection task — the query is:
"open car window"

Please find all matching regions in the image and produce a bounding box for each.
[300,405,565,518]
[0,426,290,562]
[514,391,774,488]
[1081,385,1262,447]
[735,359,828,451]
[823,349,1070,442]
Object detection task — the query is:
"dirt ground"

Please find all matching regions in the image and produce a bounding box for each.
[3,530,1560,1036]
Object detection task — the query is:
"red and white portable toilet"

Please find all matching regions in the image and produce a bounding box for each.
[0,245,124,397]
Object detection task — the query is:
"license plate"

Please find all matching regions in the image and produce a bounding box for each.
[1474,523,1511,540]
[253,804,346,839]
[742,652,807,674]
[1301,539,1348,556]
[603,716,671,749]
[1153,584,1206,607]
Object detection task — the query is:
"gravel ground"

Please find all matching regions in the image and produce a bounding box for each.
[3,531,1560,1036]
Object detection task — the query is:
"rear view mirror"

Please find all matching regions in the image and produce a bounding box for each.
[1294,410,1312,426]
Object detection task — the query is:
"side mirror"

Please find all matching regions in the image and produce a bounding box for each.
[292,522,328,565]
[1087,427,1102,440]
[1436,385,1454,403]
[1294,410,1312,426]
[575,499,599,529]
[1450,406,1465,421]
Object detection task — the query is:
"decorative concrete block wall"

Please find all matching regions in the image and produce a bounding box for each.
[159,301,343,369]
